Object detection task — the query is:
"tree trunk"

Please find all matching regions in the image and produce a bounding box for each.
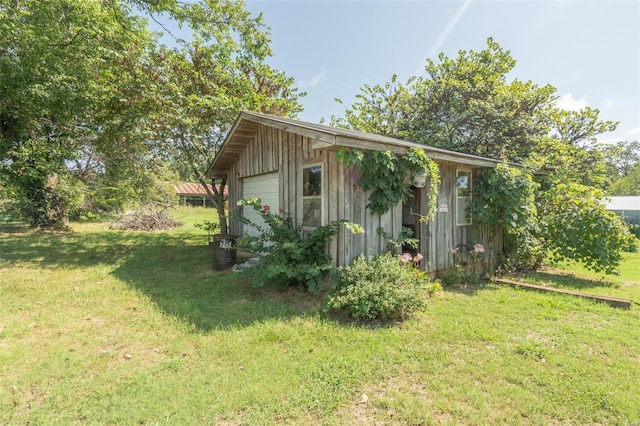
[196,176,228,234]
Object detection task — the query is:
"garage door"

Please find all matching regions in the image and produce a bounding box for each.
[241,172,280,238]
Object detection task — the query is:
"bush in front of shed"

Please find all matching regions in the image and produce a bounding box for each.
[324,252,440,321]
[233,198,363,293]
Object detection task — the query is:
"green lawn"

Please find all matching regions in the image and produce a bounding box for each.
[1,207,639,425]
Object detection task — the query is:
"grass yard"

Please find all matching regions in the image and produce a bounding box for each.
[1,206,639,425]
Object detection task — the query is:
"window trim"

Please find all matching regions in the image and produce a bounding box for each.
[302,163,324,230]
[456,168,472,226]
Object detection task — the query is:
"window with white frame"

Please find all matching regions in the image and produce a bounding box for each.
[456,169,472,226]
[302,164,323,228]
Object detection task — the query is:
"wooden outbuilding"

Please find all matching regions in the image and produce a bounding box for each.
[208,111,506,275]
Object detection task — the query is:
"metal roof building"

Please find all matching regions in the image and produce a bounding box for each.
[604,196,640,227]
[173,182,227,207]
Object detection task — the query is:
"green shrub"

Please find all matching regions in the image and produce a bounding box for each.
[233,198,363,293]
[324,252,435,321]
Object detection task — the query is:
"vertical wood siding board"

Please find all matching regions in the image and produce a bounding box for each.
[295,134,304,227]
[261,126,266,173]
[281,131,288,209]
[252,129,257,174]
[417,186,427,271]
[269,128,274,171]
[335,151,346,266]
[278,166,285,215]
[278,129,282,170]
[329,152,338,223]
[435,164,448,271]
[438,164,446,271]
[261,129,265,174]
[255,130,259,174]
[445,164,456,271]
[352,181,363,260]
[433,176,440,272]
[342,164,352,266]
[238,139,243,177]
[326,151,337,266]
[232,164,241,236]
[258,128,271,173]
[392,201,402,247]
[430,169,439,271]
[337,158,346,267]
[228,164,235,235]
[376,207,383,254]
[288,133,296,223]
[380,208,391,253]
[273,129,278,171]
[449,164,457,264]
[247,132,251,175]
[363,190,372,256]
[273,128,279,172]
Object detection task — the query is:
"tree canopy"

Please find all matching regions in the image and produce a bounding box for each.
[0,0,303,227]
[331,38,618,187]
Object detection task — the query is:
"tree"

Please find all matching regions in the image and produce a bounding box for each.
[332,38,616,186]
[538,183,633,274]
[333,38,558,163]
[142,0,303,233]
[1,0,303,229]
[599,141,640,192]
[608,162,640,196]
[0,0,163,225]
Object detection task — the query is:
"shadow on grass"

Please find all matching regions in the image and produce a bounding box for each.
[112,240,322,332]
[1,225,321,332]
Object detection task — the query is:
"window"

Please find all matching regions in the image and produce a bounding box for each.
[302,164,323,228]
[456,169,472,226]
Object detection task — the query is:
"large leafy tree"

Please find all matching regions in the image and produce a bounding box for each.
[142,1,303,233]
[0,0,155,225]
[0,0,302,229]
[600,141,640,194]
[608,162,640,196]
[332,38,617,185]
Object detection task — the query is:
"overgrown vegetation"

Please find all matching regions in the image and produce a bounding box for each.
[1,209,639,424]
[439,243,487,286]
[538,183,635,274]
[324,252,438,320]
[472,164,634,274]
[472,163,542,270]
[0,0,302,227]
[337,146,440,220]
[233,198,363,293]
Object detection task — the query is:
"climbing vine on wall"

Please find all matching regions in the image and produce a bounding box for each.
[337,147,440,221]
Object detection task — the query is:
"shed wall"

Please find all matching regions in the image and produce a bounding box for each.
[225,124,501,273]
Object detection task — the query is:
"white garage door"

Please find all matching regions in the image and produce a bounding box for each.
[241,172,280,238]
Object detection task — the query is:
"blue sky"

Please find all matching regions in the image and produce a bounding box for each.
[243,0,640,144]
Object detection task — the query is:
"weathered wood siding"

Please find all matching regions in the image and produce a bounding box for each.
[226,124,401,267]
[226,124,502,273]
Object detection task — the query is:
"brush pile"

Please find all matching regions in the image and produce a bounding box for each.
[109,205,181,231]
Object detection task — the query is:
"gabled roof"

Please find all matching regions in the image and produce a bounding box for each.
[209,111,508,178]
